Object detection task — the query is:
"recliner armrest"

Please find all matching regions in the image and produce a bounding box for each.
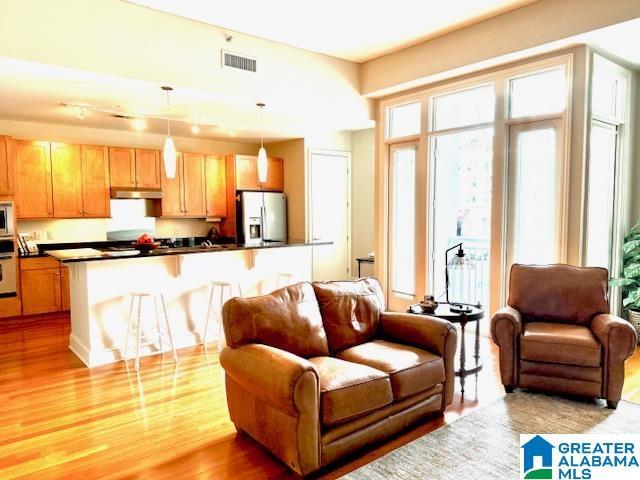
[490,306,522,388]
[591,314,637,362]
[380,311,456,357]
[490,306,522,345]
[220,343,319,416]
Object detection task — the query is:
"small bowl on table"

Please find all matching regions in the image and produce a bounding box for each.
[131,241,161,253]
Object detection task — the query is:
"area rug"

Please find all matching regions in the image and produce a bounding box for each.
[340,392,640,479]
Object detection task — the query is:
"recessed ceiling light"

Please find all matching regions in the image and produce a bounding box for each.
[132,117,147,131]
[191,123,201,135]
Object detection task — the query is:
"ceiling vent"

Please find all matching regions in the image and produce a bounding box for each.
[222,50,257,73]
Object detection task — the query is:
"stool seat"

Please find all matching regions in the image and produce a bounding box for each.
[202,280,243,352]
[124,290,178,371]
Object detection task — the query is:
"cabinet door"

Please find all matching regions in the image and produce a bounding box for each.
[81,145,110,217]
[205,155,227,217]
[15,141,53,218]
[160,152,184,216]
[0,136,15,195]
[182,152,206,217]
[61,265,70,311]
[51,143,83,218]
[235,155,260,191]
[135,149,161,188]
[263,157,284,191]
[109,147,135,188]
[21,268,62,315]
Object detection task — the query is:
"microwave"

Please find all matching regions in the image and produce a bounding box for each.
[0,201,14,238]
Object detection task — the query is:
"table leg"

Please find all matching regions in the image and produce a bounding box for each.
[474,316,480,364]
[460,320,467,395]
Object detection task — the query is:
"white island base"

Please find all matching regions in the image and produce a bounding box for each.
[64,246,313,367]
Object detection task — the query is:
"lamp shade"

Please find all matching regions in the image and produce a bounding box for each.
[257,147,268,184]
[163,136,177,179]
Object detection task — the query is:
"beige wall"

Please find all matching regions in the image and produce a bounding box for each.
[350,129,376,275]
[631,70,640,224]
[361,0,640,96]
[266,139,306,240]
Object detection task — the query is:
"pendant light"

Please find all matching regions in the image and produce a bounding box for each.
[256,102,268,184]
[162,86,177,179]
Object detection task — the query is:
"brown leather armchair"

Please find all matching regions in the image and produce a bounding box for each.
[220,277,457,476]
[491,264,637,409]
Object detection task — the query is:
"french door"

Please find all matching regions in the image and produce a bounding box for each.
[387,141,419,311]
[506,119,565,268]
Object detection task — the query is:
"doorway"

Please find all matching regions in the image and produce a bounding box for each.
[308,149,351,281]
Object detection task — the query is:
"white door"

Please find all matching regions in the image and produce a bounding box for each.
[309,150,351,281]
[506,119,565,270]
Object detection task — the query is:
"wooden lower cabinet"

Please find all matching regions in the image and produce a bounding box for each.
[20,258,69,315]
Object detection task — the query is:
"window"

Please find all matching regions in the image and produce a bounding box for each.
[585,122,617,269]
[389,144,416,298]
[433,84,495,131]
[388,102,421,138]
[507,120,564,265]
[509,67,566,118]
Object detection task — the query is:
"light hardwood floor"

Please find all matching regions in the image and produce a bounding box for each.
[1,313,638,480]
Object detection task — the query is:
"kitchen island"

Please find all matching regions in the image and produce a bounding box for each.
[47,242,320,367]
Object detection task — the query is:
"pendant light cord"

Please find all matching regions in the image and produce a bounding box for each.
[260,104,264,149]
[165,89,171,137]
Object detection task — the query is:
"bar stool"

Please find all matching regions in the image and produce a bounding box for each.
[202,281,244,352]
[123,289,178,371]
[276,272,296,289]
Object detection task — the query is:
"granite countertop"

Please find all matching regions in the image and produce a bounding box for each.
[43,240,330,263]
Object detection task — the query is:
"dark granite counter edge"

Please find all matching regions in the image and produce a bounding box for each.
[48,241,332,264]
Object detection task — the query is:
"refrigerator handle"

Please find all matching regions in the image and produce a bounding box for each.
[261,204,267,241]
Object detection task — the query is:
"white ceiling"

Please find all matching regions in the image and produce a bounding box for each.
[125,0,540,63]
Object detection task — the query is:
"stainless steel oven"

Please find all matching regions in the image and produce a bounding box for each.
[0,239,16,298]
[0,201,14,238]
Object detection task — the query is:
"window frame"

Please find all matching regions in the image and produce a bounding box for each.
[377,53,573,314]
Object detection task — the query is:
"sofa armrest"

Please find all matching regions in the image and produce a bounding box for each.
[380,311,457,357]
[591,314,637,403]
[380,311,457,408]
[220,343,319,416]
[490,306,522,388]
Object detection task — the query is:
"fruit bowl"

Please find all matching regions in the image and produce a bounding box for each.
[131,241,160,253]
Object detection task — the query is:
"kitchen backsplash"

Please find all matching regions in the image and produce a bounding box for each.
[18,218,214,243]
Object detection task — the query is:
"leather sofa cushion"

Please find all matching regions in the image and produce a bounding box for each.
[336,340,445,400]
[308,356,393,426]
[312,277,385,354]
[509,264,609,325]
[222,282,329,358]
[520,322,602,367]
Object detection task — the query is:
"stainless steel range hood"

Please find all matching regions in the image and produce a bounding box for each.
[110,187,162,199]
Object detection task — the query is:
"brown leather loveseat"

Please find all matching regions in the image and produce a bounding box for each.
[220,277,457,476]
[491,264,637,409]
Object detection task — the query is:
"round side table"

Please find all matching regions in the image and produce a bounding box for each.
[408,302,484,395]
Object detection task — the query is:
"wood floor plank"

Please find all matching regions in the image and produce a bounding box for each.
[0,312,637,479]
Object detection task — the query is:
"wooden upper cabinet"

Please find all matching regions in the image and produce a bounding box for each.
[80,145,110,217]
[0,136,15,195]
[182,153,206,217]
[135,149,161,189]
[264,157,284,191]
[15,140,53,219]
[109,147,135,188]
[234,155,259,191]
[205,155,227,217]
[160,152,184,217]
[51,143,83,218]
[234,155,284,192]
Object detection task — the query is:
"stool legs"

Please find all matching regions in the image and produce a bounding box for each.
[160,294,178,364]
[203,282,242,352]
[124,293,178,372]
[276,273,294,289]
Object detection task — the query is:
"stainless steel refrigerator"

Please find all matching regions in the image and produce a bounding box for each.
[237,191,287,245]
